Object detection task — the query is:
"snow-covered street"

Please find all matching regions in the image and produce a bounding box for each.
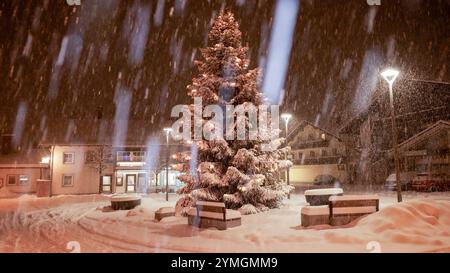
[1,192,449,253]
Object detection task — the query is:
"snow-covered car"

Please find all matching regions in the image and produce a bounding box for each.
[313,175,341,188]
[384,172,416,191]
[411,173,450,192]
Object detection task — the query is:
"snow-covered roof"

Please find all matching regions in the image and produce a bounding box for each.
[0,149,48,165]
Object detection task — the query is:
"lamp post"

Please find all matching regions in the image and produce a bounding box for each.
[281,113,292,199]
[381,68,402,203]
[163,128,173,202]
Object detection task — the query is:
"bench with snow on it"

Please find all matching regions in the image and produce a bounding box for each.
[110,195,141,210]
[155,207,176,221]
[301,205,330,227]
[187,201,241,230]
[329,195,379,226]
[304,188,343,206]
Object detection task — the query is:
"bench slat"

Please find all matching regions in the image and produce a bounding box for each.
[332,206,377,215]
[197,210,226,220]
[330,200,378,208]
[196,201,225,208]
[196,205,225,213]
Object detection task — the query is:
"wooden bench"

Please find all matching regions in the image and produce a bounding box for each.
[110,195,141,210]
[301,205,330,227]
[329,195,379,226]
[187,201,241,230]
[305,188,343,206]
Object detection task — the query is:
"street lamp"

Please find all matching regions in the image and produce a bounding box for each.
[381,68,402,203]
[163,128,173,202]
[281,113,292,199]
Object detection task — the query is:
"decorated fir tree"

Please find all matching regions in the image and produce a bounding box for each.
[174,12,293,215]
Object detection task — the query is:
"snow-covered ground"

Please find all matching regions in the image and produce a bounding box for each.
[0,191,449,253]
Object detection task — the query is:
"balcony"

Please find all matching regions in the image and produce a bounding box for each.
[291,139,329,149]
[293,156,343,166]
[116,151,146,163]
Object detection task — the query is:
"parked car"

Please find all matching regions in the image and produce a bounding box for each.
[384,172,416,191]
[313,175,341,188]
[411,172,450,192]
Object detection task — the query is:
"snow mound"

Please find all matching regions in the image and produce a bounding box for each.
[125,206,153,218]
[355,199,450,245]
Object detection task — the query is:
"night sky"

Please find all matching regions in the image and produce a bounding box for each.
[0,0,449,148]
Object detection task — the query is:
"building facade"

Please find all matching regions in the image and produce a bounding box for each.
[339,79,450,185]
[287,121,348,184]
[41,144,184,196]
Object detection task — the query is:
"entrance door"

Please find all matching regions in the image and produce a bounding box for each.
[137,173,148,193]
[126,174,136,193]
[100,175,112,193]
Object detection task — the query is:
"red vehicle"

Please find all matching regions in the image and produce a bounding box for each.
[411,173,450,192]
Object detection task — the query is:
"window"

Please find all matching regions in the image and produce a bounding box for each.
[63,152,75,164]
[321,133,326,140]
[19,175,29,186]
[7,175,16,186]
[62,175,74,187]
[338,164,346,171]
[309,151,316,158]
[321,149,327,157]
[101,176,112,193]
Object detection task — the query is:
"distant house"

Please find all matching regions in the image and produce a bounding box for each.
[339,79,450,184]
[36,142,187,196]
[394,120,450,175]
[287,121,348,184]
[0,150,47,197]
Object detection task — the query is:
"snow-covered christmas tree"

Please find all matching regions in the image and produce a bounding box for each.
[174,11,293,215]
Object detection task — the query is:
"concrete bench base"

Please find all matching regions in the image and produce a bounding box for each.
[301,206,330,227]
[110,196,141,210]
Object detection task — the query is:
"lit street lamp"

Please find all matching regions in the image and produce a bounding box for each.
[281,113,292,199]
[163,127,173,202]
[381,68,402,203]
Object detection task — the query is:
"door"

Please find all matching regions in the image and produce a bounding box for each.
[126,174,136,193]
[137,173,148,193]
[100,175,112,193]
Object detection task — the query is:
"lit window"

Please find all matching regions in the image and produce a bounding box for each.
[321,133,326,140]
[63,152,75,164]
[19,175,29,186]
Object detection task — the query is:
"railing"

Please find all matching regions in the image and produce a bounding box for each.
[116,151,146,162]
[291,140,329,149]
[293,156,343,165]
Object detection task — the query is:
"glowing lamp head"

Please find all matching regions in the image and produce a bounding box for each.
[281,113,292,123]
[40,156,50,164]
[381,69,400,86]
